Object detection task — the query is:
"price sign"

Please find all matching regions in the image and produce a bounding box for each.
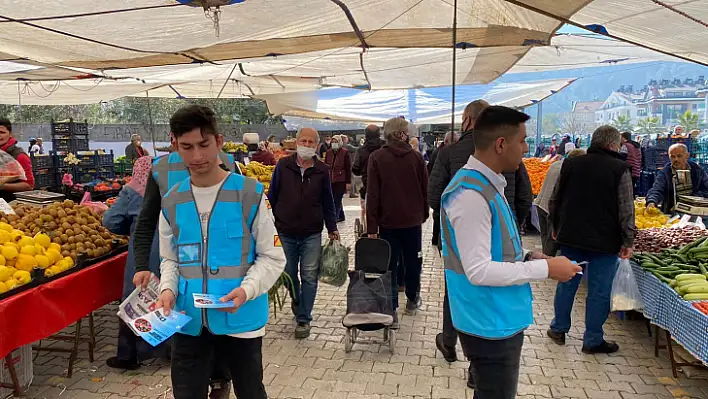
[0,199,16,215]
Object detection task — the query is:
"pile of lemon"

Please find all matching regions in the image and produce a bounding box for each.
[634,203,678,229]
[0,222,75,294]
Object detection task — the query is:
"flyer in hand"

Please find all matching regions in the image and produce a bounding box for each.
[128,309,192,347]
[193,293,234,308]
[117,274,191,346]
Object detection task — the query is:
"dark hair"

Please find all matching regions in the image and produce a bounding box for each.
[473,106,530,150]
[169,105,219,138]
[621,131,632,141]
[0,118,11,132]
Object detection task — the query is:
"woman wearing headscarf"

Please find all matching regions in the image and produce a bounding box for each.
[324,135,352,223]
[250,141,276,166]
[102,156,163,370]
[124,134,149,163]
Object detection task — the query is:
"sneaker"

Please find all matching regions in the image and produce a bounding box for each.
[105,356,139,371]
[295,322,311,339]
[435,333,457,362]
[546,329,566,346]
[391,312,399,330]
[405,296,422,314]
[582,341,619,354]
[209,381,231,399]
[349,193,358,199]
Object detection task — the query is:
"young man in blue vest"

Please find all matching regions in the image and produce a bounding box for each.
[155,106,285,399]
[441,106,580,399]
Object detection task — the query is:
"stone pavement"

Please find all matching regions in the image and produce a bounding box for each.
[21,198,708,398]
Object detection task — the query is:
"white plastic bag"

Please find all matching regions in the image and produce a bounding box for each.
[611,259,644,311]
[0,150,26,180]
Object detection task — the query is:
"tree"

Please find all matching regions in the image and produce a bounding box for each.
[677,110,703,132]
[611,115,634,132]
[634,116,664,135]
[559,112,583,136]
[542,113,561,136]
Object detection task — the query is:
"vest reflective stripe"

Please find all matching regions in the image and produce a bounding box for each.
[153,152,237,197]
[441,168,532,339]
[162,173,267,336]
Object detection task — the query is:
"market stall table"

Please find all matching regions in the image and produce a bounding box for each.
[630,261,708,377]
[0,252,127,395]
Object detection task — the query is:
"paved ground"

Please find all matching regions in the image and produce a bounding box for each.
[19,198,708,398]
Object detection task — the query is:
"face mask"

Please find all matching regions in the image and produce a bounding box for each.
[332,143,341,150]
[297,145,317,160]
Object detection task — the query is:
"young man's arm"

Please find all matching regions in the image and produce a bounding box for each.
[157,212,180,297]
[444,189,549,286]
[133,174,163,274]
[240,195,286,301]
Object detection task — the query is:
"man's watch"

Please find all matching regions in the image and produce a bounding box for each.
[523,252,533,262]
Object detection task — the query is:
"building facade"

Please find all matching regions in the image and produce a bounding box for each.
[596,77,707,128]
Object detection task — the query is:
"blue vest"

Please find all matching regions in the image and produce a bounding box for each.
[153,152,237,196]
[441,168,533,339]
[161,173,268,336]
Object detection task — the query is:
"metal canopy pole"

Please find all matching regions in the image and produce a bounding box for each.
[450,0,458,133]
[145,91,156,152]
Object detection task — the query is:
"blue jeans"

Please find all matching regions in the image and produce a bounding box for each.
[281,233,322,323]
[550,246,619,348]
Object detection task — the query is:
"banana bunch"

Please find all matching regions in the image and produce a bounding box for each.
[222,142,248,153]
[238,161,275,185]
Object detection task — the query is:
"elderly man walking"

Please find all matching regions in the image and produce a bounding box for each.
[547,125,635,354]
[441,106,579,399]
[268,127,340,339]
[366,117,428,326]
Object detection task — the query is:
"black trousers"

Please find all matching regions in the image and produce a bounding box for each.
[458,331,524,399]
[380,225,422,309]
[441,281,457,348]
[171,331,267,399]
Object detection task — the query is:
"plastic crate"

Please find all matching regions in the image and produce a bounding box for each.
[51,119,88,136]
[29,153,54,170]
[636,171,655,197]
[655,137,694,153]
[52,137,89,153]
[114,162,133,176]
[97,151,114,167]
[74,170,116,184]
[33,169,58,189]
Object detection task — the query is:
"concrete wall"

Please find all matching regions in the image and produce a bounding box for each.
[12,123,289,142]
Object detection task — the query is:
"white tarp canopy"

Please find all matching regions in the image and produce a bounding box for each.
[0,0,569,69]
[258,78,574,123]
[515,0,708,66]
[0,33,683,105]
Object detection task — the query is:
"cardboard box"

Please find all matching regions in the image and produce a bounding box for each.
[0,345,33,398]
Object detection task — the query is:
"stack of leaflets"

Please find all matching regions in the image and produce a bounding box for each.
[117,274,191,346]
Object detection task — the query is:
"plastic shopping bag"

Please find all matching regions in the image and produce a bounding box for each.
[0,150,26,180]
[319,239,350,286]
[80,191,108,214]
[611,259,644,312]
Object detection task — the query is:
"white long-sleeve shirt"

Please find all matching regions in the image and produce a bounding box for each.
[443,156,549,286]
[159,176,286,338]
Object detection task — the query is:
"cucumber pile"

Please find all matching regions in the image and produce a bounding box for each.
[632,236,708,301]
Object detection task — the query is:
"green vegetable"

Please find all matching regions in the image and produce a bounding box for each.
[683,284,708,294]
[672,263,699,271]
[651,272,674,284]
[678,282,708,295]
[699,264,708,274]
[642,262,660,269]
[656,266,680,272]
[669,279,678,288]
[680,237,707,253]
[675,274,707,282]
[683,293,708,300]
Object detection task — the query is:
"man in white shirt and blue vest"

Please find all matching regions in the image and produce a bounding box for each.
[441,106,580,399]
[156,106,285,399]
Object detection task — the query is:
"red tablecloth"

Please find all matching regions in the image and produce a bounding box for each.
[0,252,127,359]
